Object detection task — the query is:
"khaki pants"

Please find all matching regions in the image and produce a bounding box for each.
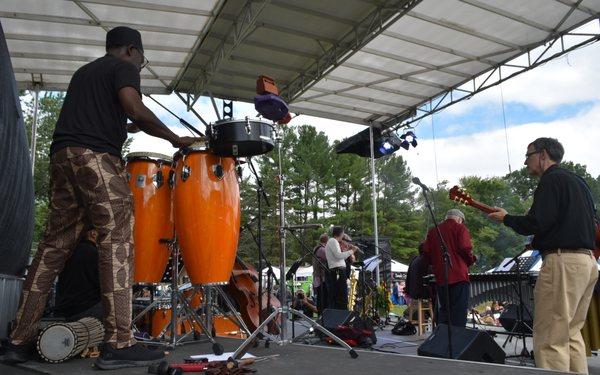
[533,250,598,374]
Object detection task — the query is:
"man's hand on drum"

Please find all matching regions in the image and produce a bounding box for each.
[172,136,201,149]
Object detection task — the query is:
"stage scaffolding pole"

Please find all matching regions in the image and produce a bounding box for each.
[30,85,40,176]
[369,125,380,286]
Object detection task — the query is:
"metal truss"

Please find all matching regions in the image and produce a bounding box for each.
[384,25,600,132]
[186,0,271,109]
[278,0,422,103]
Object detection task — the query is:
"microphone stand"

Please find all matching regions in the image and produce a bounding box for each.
[247,158,271,327]
[418,184,453,359]
[284,228,330,340]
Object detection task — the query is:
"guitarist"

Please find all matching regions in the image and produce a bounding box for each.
[488,137,598,374]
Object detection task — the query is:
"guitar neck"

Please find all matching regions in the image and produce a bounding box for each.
[468,200,495,214]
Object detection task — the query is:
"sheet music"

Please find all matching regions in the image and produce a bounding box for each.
[364,255,381,272]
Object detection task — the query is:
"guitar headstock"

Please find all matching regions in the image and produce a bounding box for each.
[449,185,473,206]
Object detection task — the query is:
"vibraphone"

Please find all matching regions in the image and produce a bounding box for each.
[468,272,537,311]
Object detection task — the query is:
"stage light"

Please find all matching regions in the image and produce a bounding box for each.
[336,127,403,158]
[399,130,417,149]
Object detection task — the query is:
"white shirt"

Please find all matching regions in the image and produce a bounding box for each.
[325,238,351,269]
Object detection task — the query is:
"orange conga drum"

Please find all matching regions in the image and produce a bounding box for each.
[126,152,174,284]
[173,144,240,285]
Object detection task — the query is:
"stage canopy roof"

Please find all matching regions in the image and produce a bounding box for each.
[3,0,600,130]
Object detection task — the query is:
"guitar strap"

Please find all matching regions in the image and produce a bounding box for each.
[574,173,599,223]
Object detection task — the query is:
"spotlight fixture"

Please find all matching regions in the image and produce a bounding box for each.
[399,130,417,149]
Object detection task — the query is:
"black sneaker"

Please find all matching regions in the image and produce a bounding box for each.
[94,343,165,370]
[0,341,35,364]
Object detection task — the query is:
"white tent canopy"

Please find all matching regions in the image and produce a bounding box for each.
[391,259,408,273]
[3,0,599,129]
[295,266,313,279]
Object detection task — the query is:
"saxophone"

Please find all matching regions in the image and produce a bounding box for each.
[348,267,358,311]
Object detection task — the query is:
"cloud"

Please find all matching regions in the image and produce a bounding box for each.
[444,33,600,117]
[402,102,600,186]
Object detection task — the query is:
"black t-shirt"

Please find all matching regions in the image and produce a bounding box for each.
[54,239,101,319]
[50,54,140,156]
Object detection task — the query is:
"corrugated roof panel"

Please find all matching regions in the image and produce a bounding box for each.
[2,0,89,19]
[366,34,464,66]
[328,65,389,84]
[311,79,355,92]
[413,0,549,45]
[388,16,509,56]
[346,51,424,76]
[1,18,103,41]
[4,0,600,128]
[83,4,209,31]
[312,94,405,114]
[345,87,421,107]
[409,70,467,87]
[374,78,444,98]
[291,101,372,119]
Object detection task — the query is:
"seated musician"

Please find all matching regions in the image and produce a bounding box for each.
[293,290,317,317]
[53,229,103,322]
[423,209,476,328]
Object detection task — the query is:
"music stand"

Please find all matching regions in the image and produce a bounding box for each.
[501,251,535,362]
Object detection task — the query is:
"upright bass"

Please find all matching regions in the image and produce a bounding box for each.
[226,256,281,334]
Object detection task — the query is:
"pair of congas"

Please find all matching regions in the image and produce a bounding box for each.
[126,143,240,286]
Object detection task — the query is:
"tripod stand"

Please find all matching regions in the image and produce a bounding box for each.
[131,237,224,354]
[232,127,358,360]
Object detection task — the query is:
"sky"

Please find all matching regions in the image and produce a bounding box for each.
[131,25,600,188]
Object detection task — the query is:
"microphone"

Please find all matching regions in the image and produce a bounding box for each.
[412,177,430,191]
[284,223,323,230]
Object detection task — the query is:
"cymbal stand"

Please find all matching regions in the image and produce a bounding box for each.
[132,237,224,354]
[231,126,358,361]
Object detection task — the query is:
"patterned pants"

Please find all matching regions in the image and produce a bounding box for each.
[10,147,136,348]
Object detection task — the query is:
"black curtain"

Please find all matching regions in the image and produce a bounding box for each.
[0,20,34,276]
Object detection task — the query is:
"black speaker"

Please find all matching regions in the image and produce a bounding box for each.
[498,304,533,334]
[418,324,506,364]
[321,309,353,330]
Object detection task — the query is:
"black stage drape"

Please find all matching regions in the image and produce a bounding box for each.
[0,20,34,277]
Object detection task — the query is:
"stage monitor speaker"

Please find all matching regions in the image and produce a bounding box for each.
[418,324,506,364]
[321,309,353,330]
[498,304,533,334]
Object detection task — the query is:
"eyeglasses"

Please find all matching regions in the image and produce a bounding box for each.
[525,150,539,159]
[133,47,149,70]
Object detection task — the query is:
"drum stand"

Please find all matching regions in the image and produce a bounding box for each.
[231,128,358,360]
[200,285,252,338]
[131,237,224,354]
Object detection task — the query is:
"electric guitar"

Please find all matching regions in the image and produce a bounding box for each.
[448,185,600,259]
[448,186,495,214]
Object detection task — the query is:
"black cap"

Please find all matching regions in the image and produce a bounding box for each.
[106,26,144,53]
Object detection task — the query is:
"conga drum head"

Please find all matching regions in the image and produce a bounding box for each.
[37,325,77,362]
[208,118,274,157]
[125,151,173,164]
